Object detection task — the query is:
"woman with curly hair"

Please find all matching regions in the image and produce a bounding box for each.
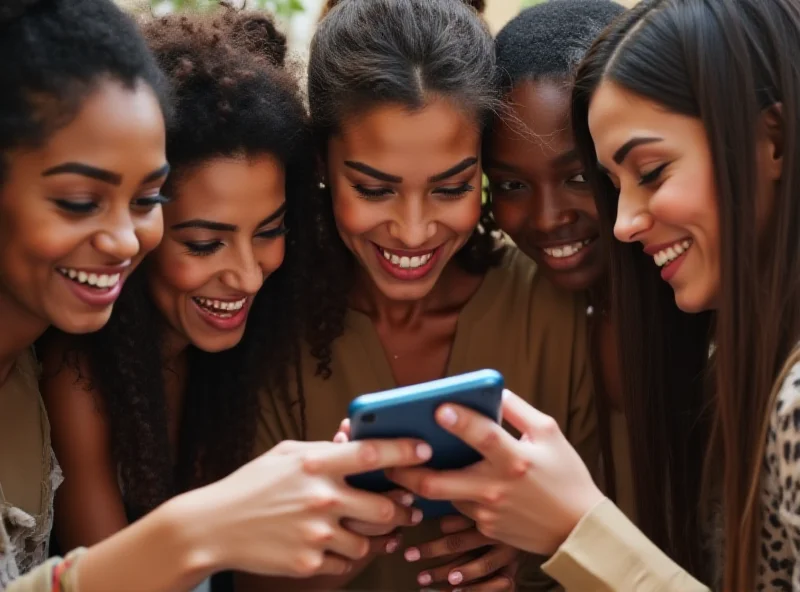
[244,1,598,591]
[38,6,424,588]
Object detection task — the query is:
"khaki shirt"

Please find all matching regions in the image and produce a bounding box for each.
[254,247,599,590]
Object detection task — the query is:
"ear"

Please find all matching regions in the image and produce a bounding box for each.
[760,103,784,182]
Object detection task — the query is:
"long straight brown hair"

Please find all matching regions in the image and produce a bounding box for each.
[572,0,800,587]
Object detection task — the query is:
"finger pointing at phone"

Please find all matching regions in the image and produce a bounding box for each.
[387,389,605,557]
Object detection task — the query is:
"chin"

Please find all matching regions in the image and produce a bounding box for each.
[49,307,114,335]
[190,332,246,353]
[673,288,714,314]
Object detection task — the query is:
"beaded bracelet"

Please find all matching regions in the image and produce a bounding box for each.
[51,548,87,592]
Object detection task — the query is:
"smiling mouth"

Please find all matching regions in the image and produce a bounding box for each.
[540,238,595,260]
[192,296,247,318]
[377,246,436,270]
[653,239,692,267]
[58,267,121,290]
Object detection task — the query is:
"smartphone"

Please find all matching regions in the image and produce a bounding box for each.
[345,369,504,517]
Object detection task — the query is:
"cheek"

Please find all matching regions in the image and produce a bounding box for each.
[332,192,381,237]
[446,194,482,236]
[492,199,528,236]
[150,247,216,301]
[258,240,286,277]
[651,170,719,243]
[134,213,164,259]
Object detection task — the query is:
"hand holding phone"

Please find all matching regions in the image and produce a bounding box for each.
[345,369,504,517]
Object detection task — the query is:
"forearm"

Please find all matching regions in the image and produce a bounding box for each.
[76,494,216,592]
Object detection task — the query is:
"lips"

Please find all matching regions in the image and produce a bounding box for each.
[372,242,442,281]
[191,296,251,331]
[535,236,598,271]
[57,264,129,308]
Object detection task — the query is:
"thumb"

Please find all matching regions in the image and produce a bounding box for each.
[303,439,432,477]
[501,389,559,437]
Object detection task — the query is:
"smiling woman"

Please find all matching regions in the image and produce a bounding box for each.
[37,5,333,580]
[243,1,599,592]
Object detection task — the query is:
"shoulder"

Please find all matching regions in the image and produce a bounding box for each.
[769,359,800,461]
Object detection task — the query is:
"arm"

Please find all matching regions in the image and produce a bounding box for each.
[39,341,129,551]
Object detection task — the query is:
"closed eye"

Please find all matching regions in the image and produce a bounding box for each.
[434,183,474,199]
[639,163,670,186]
[184,241,223,257]
[353,185,393,200]
[256,225,289,239]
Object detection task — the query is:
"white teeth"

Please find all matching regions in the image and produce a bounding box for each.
[193,297,247,316]
[653,239,692,267]
[57,268,121,289]
[543,240,591,259]
[380,248,433,270]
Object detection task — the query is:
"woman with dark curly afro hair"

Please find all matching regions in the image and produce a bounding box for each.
[33,7,431,592]
[244,1,599,591]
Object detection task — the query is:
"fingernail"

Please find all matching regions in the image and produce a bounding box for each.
[439,406,458,426]
[405,547,420,562]
[418,573,432,586]
[411,508,423,524]
[449,571,463,585]
[400,492,415,506]
[416,443,433,460]
[385,538,399,553]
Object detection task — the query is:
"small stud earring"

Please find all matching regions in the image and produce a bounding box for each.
[318,181,327,190]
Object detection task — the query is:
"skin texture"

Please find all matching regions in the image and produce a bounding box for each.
[308,99,515,591]
[588,81,720,313]
[487,80,604,292]
[150,155,288,355]
[0,80,167,380]
[44,155,288,552]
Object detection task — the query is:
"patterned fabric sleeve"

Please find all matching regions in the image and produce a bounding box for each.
[766,361,800,591]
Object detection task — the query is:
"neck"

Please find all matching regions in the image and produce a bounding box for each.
[350,261,464,327]
[0,292,49,386]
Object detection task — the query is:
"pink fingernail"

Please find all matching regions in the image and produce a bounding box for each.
[439,406,458,426]
[385,539,399,553]
[400,492,415,506]
[411,509,423,524]
[449,571,463,585]
[416,443,432,459]
[418,573,432,586]
[405,547,420,562]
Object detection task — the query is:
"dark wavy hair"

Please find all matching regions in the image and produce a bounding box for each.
[57,9,332,516]
[573,0,800,587]
[306,0,503,361]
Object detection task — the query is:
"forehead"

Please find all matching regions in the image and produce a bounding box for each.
[490,79,574,161]
[13,80,165,177]
[166,156,285,224]
[332,99,481,177]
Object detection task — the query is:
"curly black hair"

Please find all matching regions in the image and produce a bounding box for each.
[306,0,504,375]
[495,0,625,90]
[60,9,329,516]
[0,0,167,186]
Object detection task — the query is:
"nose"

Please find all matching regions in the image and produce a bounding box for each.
[388,197,436,248]
[529,186,578,233]
[93,209,141,261]
[613,184,653,243]
[221,246,266,295]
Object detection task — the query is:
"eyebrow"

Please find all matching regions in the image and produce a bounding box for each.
[612,137,663,165]
[343,156,479,184]
[42,162,171,186]
[170,201,287,232]
[485,149,579,174]
[428,157,478,182]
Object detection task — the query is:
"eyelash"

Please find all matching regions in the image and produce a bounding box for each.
[54,194,170,214]
[183,224,289,257]
[352,183,475,201]
[638,163,670,186]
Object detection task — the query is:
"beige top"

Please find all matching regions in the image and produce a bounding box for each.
[542,348,800,591]
[0,350,62,590]
[255,246,599,590]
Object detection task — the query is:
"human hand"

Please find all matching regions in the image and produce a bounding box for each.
[192,437,432,578]
[388,390,604,556]
[406,515,516,591]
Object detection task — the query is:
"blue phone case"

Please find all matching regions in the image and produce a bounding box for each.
[346,369,504,518]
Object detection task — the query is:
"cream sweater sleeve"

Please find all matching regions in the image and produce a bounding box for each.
[542,499,710,592]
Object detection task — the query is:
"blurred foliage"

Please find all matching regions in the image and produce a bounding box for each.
[150,0,304,19]
[521,0,546,6]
